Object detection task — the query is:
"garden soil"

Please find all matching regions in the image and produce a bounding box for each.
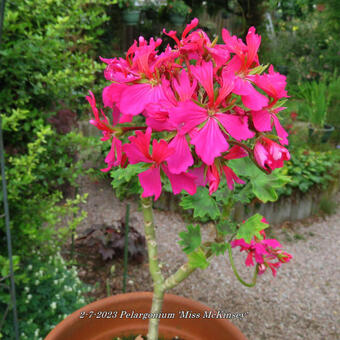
[65,175,339,340]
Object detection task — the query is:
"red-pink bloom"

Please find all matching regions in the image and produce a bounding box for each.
[87,18,290,208]
[86,91,115,141]
[231,227,292,277]
[123,128,196,200]
[254,65,288,100]
[171,61,254,165]
[222,27,269,111]
[251,108,289,145]
[101,137,124,172]
[254,136,290,173]
[206,164,221,195]
[222,165,245,190]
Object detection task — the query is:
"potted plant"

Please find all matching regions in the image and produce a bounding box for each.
[296,79,335,143]
[46,19,293,340]
[167,0,192,25]
[114,0,144,25]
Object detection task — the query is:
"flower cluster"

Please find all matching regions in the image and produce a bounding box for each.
[231,225,292,277]
[87,18,290,200]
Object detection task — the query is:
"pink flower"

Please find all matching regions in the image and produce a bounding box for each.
[123,128,196,200]
[254,136,290,173]
[86,91,116,141]
[231,227,292,277]
[101,137,124,172]
[254,65,288,100]
[87,18,291,206]
[221,27,269,111]
[170,61,254,165]
[251,108,289,145]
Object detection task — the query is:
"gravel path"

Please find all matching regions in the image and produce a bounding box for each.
[77,175,340,340]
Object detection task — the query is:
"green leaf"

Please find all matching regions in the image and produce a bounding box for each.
[180,187,220,221]
[188,249,209,269]
[229,158,291,203]
[178,224,201,254]
[216,219,237,236]
[236,213,269,243]
[111,163,146,182]
[210,242,228,256]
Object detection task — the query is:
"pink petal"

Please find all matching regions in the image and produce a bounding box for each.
[224,145,248,160]
[119,113,133,124]
[167,134,194,174]
[101,137,122,172]
[162,165,197,196]
[245,27,261,68]
[191,61,214,105]
[119,83,166,115]
[103,83,126,108]
[231,239,250,249]
[251,110,272,132]
[233,77,253,96]
[188,165,208,187]
[123,128,152,164]
[263,239,282,249]
[241,86,269,111]
[254,142,269,169]
[245,252,255,266]
[222,165,245,190]
[216,113,255,141]
[182,18,199,39]
[145,102,175,131]
[215,70,235,106]
[207,164,220,194]
[151,139,175,165]
[190,118,229,165]
[170,100,207,134]
[272,115,289,145]
[139,167,162,200]
[173,70,197,102]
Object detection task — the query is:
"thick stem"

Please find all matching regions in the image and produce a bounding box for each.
[147,285,165,340]
[141,196,165,340]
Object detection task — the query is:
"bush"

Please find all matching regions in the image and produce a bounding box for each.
[0,0,114,334]
[0,253,91,340]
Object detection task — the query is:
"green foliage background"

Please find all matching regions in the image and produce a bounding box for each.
[0,0,115,338]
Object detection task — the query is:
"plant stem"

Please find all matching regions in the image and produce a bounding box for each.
[141,196,165,340]
[163,263,195,290]
[141,196,214,339]
[227,244,258,287]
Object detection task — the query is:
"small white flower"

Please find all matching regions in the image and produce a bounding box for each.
[51,302,57,310]
[34,329,40,336]
[27,265,33,271]
[24,286,30,292]
[27,294,32,301]
[34,279,39,285]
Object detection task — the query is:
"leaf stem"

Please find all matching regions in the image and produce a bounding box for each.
[227,244,258,287]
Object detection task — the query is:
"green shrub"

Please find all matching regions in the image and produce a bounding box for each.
[0,252,91,340]
[277,148,340,195]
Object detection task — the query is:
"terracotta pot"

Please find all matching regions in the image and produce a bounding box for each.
[45,292,247,340]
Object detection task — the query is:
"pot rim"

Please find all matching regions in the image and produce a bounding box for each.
[45,292,248,340]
